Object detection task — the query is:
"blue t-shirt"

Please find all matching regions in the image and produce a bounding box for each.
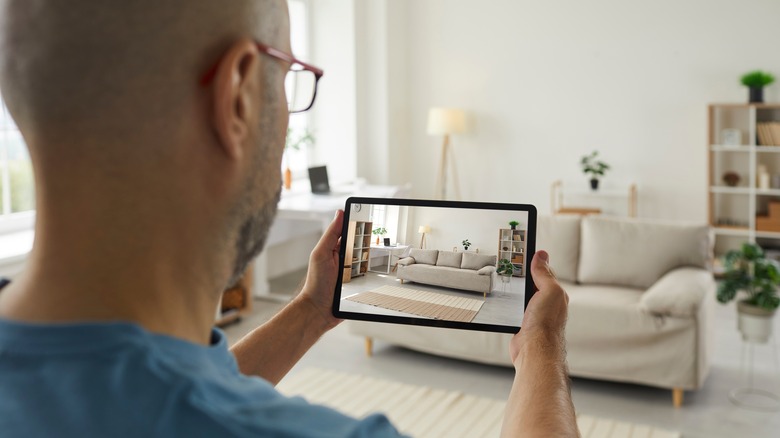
[0,319,401,437]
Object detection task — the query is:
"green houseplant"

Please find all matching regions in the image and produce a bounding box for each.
[372,227,387,245]
[717,242,780,343]
[740,70,775,103]
[496,258,515,283]
[580,151,610,191]
[462,239,471,251]
[508,220,520,230]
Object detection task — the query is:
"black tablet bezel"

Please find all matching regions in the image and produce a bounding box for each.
[332,197,537,334]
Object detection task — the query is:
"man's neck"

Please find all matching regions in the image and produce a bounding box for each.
[0,210,229,346]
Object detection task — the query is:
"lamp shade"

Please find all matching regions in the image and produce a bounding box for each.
[426,108,466,136]
[418,225,431,234]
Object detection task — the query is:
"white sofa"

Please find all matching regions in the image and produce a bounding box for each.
[349,215,715,407]
[396,249,497,298]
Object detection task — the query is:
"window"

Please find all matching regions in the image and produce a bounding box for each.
[370,204,400,244]
[284,0,312,177]
[0,96,35,233]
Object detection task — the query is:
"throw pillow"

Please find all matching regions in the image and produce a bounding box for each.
[436,251,463,268]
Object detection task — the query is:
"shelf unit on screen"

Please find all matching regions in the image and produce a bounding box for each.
[343,221,372,283]
[497,228,526,277]
[708,103,780,256]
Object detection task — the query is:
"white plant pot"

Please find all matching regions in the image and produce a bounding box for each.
[500,275,511,284]
[737,301,776,344]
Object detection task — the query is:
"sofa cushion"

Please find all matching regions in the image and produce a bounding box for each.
[436,251,463,268]
[409,248,439,265]
[639,267,714,317]
[537,215,581,283]
[461,252,497,270]
[578,216,711,289]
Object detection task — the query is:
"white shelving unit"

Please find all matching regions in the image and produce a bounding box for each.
[343,221,372,282]
[708,104,780,255]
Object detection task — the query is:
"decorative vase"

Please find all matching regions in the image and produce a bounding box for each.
[284,167,292,189]
[749,87,764,104]
[737,300,775,344]
[590,178,599,190]
[376,236,380,245]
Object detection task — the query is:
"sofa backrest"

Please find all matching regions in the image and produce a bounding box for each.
[577,216,711,289]
[461,252,497,271]
[537,215,582,283]
[409,248,439,265]
[436,251,463,268]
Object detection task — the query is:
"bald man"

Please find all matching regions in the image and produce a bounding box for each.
[0,0,577,436]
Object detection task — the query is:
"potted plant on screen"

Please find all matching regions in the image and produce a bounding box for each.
[717,242,780,343]
[497,258,515,283]
[509,220,520,230]
[740,70,775,103]
[284,128,315,189]
[462,239,471,251]
[581,151,610,191]
[372,227,387,245]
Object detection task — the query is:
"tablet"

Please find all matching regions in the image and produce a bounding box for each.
[332,197,537,334]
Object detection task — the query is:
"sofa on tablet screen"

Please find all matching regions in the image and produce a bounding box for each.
[396,249,497,298]
[350,215,714,408]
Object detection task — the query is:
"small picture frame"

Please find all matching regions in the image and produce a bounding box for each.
[721,128,742,146]
[383,238,391,246]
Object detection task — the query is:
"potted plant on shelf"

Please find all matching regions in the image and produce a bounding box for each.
[372,227,387,245]
[284,128,315,189]
[717,242,780,344]
[740,70,775,103]
[497,258,515,283]
[462,239,471,251]
[509,220,520,230]
[580,151,610,191]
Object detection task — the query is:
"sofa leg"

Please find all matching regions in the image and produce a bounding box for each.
[400,279,404,284]
[365,337,373,357]
[672,388,683,407]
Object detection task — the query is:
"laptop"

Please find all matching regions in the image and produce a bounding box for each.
[308,166,332,194]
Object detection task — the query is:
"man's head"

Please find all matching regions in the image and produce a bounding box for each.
[0,0,290,291]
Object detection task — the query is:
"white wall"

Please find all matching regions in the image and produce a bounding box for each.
[309,0,358,185]
[404,207,528,255]
[352,0,780,221]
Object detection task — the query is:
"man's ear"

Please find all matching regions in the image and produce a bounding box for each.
[211,38,261,160]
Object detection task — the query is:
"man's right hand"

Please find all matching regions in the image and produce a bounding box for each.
[509,250,569,367]
[501,250,578,437]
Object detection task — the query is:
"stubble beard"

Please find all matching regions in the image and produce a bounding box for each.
[226,184,282,288]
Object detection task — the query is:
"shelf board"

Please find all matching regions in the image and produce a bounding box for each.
[754,231,780,239]
[755,146,780,152]
[710,144,751,151]
[755,189,780,196]
[710,187,750,194]
[711,227,750,236]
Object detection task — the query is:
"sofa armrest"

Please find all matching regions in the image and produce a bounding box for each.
[477,266,495,276]
[639,267,715,317]
[397,257,415,266]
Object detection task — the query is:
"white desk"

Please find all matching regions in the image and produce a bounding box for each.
[253,181,405,299]
[368,244,410,274]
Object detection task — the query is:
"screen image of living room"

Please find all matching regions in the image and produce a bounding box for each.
[339,203,529,327]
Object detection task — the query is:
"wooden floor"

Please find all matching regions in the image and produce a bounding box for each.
[339,272,526,326]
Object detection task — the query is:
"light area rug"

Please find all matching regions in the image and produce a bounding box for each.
[345,285,484,323]
[278,368,681,438]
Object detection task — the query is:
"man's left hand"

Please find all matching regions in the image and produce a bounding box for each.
[297,209,344,330]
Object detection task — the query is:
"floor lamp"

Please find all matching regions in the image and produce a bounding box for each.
[418,225,430,249]
[427,108,466,200]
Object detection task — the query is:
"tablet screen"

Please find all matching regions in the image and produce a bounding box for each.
[332,197,537,333]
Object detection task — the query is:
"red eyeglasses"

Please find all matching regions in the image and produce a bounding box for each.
[200,41,324,114]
